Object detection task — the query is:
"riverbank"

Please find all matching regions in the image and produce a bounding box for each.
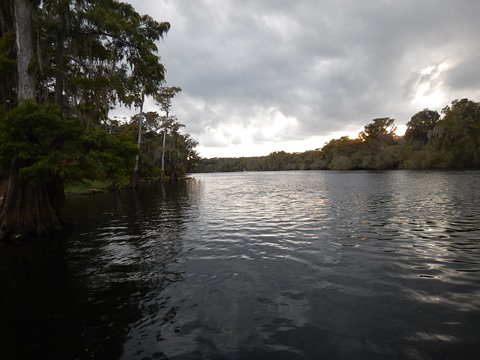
[64,180,110,195]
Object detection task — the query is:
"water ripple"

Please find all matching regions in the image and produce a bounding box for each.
[58,171,480,359]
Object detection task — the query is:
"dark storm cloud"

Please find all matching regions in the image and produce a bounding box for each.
[128,0,480,157]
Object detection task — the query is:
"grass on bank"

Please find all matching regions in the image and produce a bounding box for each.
[64,176,177,195]
[64,180,112,195]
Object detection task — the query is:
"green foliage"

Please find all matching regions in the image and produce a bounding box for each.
[31,0,170,123]
[194,151,325,173]
[0,101,137,183]
[0,101,66,179]
[321,137,366,169]
[109,111,199,181]
[0,0,179,184]
[163,132,200,177]
[441,99,480,160]
[155,86,182,115]
[77,127,138,183]
[360,118,396,142]
[359,117,397,168]
[405,109,440,147]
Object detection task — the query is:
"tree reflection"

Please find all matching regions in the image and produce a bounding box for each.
[1,181,197,359]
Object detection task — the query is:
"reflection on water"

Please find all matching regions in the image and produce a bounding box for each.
[1,171,480,359]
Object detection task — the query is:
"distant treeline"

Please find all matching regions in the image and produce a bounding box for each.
[193,98,480,173]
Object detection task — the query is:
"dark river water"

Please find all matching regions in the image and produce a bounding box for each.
[1,171,480,359]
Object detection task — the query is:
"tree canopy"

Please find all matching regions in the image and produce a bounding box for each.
[405,109,440,146]
[0,0,199,240]
[0,0,174,183]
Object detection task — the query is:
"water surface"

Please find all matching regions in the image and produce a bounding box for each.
[1,171,480,359]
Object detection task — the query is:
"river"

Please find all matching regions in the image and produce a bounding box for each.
[1,171,480,359]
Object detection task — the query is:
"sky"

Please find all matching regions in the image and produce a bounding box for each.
[122,0,480,158]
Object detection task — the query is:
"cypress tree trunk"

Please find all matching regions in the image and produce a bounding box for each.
[161,127,167,181]
[14,0,36,101]
[0,1,65,241]
[129,156,140,188]
[129,95,144,188]
[0,161,65,240]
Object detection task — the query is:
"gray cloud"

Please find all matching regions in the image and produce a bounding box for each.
[445,49,480,91]
[128,0,480,157]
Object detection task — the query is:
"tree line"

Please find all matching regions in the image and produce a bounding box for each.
[0,0,198,240]
[194,98,480,172]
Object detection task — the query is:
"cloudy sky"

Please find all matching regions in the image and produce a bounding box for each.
[124,0,480,158]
